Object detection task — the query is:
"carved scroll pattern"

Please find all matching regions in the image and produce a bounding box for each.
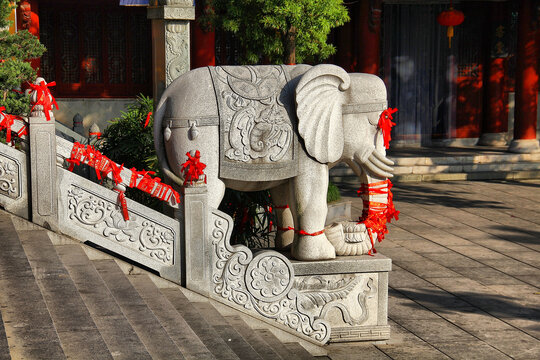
[165,22,189,85]
[67,186,174,265]
[295,275,377,326]
[213,66,294,164]
[210,211,330,343]
[0,155,20,199]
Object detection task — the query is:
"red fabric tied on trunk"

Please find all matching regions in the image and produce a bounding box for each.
[357,179,399,255]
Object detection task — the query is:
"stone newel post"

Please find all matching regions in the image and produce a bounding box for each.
[182,184,211,297]
[147,0,195,103]
[28,78,59,231]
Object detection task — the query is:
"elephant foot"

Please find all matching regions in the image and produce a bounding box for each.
[292,234,336,261]
[325,222,373,256]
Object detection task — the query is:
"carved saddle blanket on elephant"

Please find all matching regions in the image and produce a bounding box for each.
[209,65,300,182]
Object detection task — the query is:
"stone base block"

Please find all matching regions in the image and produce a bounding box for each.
[508,139,540,153]
[291,254,391,343]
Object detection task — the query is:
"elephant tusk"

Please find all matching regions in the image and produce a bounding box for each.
[372,149,394,166]
[364,156,394,179]
[368,153,394,173]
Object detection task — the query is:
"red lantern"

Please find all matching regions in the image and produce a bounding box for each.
[437,7,465,48]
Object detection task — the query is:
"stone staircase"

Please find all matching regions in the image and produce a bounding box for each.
[331,146,540,183]
[0,210,326,360]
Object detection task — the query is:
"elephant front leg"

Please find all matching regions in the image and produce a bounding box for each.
[292,164,336,261]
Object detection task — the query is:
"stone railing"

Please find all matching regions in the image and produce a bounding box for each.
[0,79,182,283]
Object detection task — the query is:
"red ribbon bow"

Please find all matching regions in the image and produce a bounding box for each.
[378,108,398,149]
[29,81,58,121]
[180,150,207,185]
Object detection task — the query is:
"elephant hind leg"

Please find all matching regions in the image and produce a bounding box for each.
[270,181,296,249]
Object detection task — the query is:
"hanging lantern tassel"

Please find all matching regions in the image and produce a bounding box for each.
[437,7,465,49]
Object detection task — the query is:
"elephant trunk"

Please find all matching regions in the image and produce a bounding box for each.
[353,148,394,179]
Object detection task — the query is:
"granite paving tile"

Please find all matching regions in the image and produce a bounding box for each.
[432,340,512,360]
[473,330,540,359]
[480,259,540,276]
[396,319,477,343]
[392,260,460,278]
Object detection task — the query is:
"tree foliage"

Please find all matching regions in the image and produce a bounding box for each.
[0,0,45,115]
[203,0,349,64]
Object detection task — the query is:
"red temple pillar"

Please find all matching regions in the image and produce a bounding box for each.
[478,3,509,146]
[191,0,215,68]
[509,0,540,153]
[355,0,382,75]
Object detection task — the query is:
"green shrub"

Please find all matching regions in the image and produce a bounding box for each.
[96,94,160,209]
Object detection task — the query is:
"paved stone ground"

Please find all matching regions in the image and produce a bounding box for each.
[327,179,540,360]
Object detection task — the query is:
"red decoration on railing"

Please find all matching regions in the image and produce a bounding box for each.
[0,107,25,143]
[357,179,399,255]
[180,150,206,185]
[114,188,130,221]
[29,80,58,121]
[378,108,398,149]
[66,142,181,220]
[89,132,102,139]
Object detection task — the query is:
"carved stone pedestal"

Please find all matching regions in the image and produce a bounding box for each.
[180,183,391,345]
[292,255,391,342]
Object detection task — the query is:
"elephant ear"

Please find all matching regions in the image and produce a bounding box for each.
[296,64,351,163]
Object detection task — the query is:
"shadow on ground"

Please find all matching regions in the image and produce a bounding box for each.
[393,287,540,323]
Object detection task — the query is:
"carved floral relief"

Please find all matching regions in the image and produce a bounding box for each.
[67,186,175,265]
[210,211,330,343]
[0,155,20,199]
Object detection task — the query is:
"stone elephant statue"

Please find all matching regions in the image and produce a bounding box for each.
[154,64,395,261]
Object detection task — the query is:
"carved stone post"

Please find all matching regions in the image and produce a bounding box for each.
[29,78,59,231]
[147,0,195,103]
[182,184,211,296]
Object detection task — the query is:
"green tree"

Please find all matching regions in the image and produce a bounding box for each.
[0,0,45,115]
[204,0,349,64]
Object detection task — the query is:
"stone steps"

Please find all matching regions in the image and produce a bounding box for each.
[330,150,540,183]
[0,211,320,359]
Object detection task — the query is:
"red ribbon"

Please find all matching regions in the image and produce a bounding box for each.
[89,132,102,139]
[144,112,152,128]
[378,108,398,149]
[357,179,399,255]
[277,226,325,236]
[29,81,58,121]
[66,142,181,210]
[180,150,207,185]
[114,188,129,221]
[0,107,25,143]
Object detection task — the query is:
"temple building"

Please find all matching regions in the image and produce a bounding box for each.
[11,0,540,152]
